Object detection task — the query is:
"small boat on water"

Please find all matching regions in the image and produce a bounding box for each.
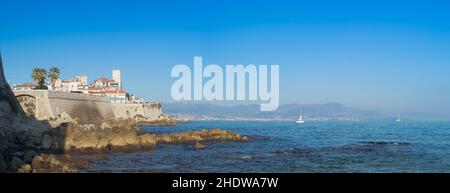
[396,115,401,122]
[296,106,305,124]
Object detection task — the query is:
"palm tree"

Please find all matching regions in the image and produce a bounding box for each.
[31,68,48,90]
[48,67,60,90]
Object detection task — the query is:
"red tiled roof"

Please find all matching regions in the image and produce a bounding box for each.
[94,77,115,83]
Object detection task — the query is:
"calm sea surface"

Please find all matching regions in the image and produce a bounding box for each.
[82,121,450,173]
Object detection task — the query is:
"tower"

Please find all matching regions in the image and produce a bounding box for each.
[112,69,122,90]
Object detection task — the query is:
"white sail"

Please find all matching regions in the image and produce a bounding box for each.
[296,106,305,124]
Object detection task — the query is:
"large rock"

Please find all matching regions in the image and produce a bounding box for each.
[155,128,248,144]
[0,53,35,172]
[61,120,144,152]
[30,154,80,173]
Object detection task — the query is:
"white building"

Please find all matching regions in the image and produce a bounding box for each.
[54,75,88,93]
[13,83,35,91]
[106,90,127,102]
[90,77,120,90]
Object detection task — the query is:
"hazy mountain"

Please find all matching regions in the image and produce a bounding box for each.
[162,102,394,121]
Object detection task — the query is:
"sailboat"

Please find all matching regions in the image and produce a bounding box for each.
[396,115,401,122]
[296,106,305,124]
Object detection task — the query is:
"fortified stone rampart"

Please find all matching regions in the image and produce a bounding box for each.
[13,90,164,124]
[14,90,115,124]
[111,102,162,120]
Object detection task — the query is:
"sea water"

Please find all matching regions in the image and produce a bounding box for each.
[82,121,450,173]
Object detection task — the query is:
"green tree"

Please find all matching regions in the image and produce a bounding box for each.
[48,67,60,90]
[31,68,48,90]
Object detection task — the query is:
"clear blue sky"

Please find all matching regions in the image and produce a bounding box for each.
[1,0,450,117]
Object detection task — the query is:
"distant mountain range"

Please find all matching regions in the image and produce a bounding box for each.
[161,102,405,121]
[162,102,444,121]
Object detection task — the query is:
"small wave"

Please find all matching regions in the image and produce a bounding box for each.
[241,155,252,160]
[358,141,411,146]
[275,141,411,157]
[274,148,315,156]
[247,135,272,141]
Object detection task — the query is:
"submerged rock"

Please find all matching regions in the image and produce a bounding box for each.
[193,142,206,150]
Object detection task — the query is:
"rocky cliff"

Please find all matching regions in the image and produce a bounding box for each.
[0,53,42,172]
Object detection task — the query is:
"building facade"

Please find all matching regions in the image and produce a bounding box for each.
[12,82,35,91]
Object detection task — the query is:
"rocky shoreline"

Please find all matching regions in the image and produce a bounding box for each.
[1,110,248,173]
[1,54,248,173]
[136,118,188,126]
[14,126,248,173]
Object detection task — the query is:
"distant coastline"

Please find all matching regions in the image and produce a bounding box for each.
[164,102,445,122]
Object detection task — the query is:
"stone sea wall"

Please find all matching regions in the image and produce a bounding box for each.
[14,90,165,124]
[111,102,162,120]
[14,90,115,124]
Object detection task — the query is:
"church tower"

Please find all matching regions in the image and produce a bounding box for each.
[112,69,122,90]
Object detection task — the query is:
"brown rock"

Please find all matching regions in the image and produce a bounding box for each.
[110,136,128,146]
[31,154,80,173]
[18,164,32,173]
[96,138,110,149]
[139,134,156,146]
[193,142,206,150]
